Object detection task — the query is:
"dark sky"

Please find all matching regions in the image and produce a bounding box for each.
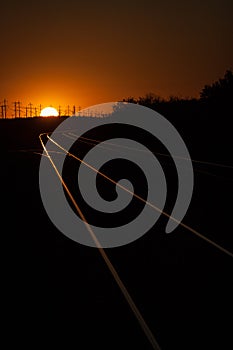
[1,0,232,108]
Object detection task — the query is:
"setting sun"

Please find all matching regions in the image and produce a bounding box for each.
[40,107,59,117]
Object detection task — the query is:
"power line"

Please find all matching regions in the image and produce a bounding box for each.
[0,100,81,118]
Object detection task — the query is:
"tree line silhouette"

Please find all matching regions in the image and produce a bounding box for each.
[122,69,233,120]
[121,69,232,163]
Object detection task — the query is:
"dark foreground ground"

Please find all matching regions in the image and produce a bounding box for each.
[2,114,233,349]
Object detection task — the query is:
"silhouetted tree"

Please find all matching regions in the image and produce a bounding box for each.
[200,70,233,102]
[137,93,162,107]
[122,96,138,104]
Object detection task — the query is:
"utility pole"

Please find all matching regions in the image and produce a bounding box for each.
[25,106,28,118]
[72,105,76,116]
[1,99,7,118]
[39,104,42,115]
[13,102,17,118]
[58,106,61,117]
[77,105,81,116]
[0,103,3,118]
[4,99,7,118]
[28,103,33,117]
[34,107,37,117]
[17,101,21,118]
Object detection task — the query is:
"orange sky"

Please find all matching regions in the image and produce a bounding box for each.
[1,0,233,110]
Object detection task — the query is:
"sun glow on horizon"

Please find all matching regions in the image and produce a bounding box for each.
[40,107,59,117]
